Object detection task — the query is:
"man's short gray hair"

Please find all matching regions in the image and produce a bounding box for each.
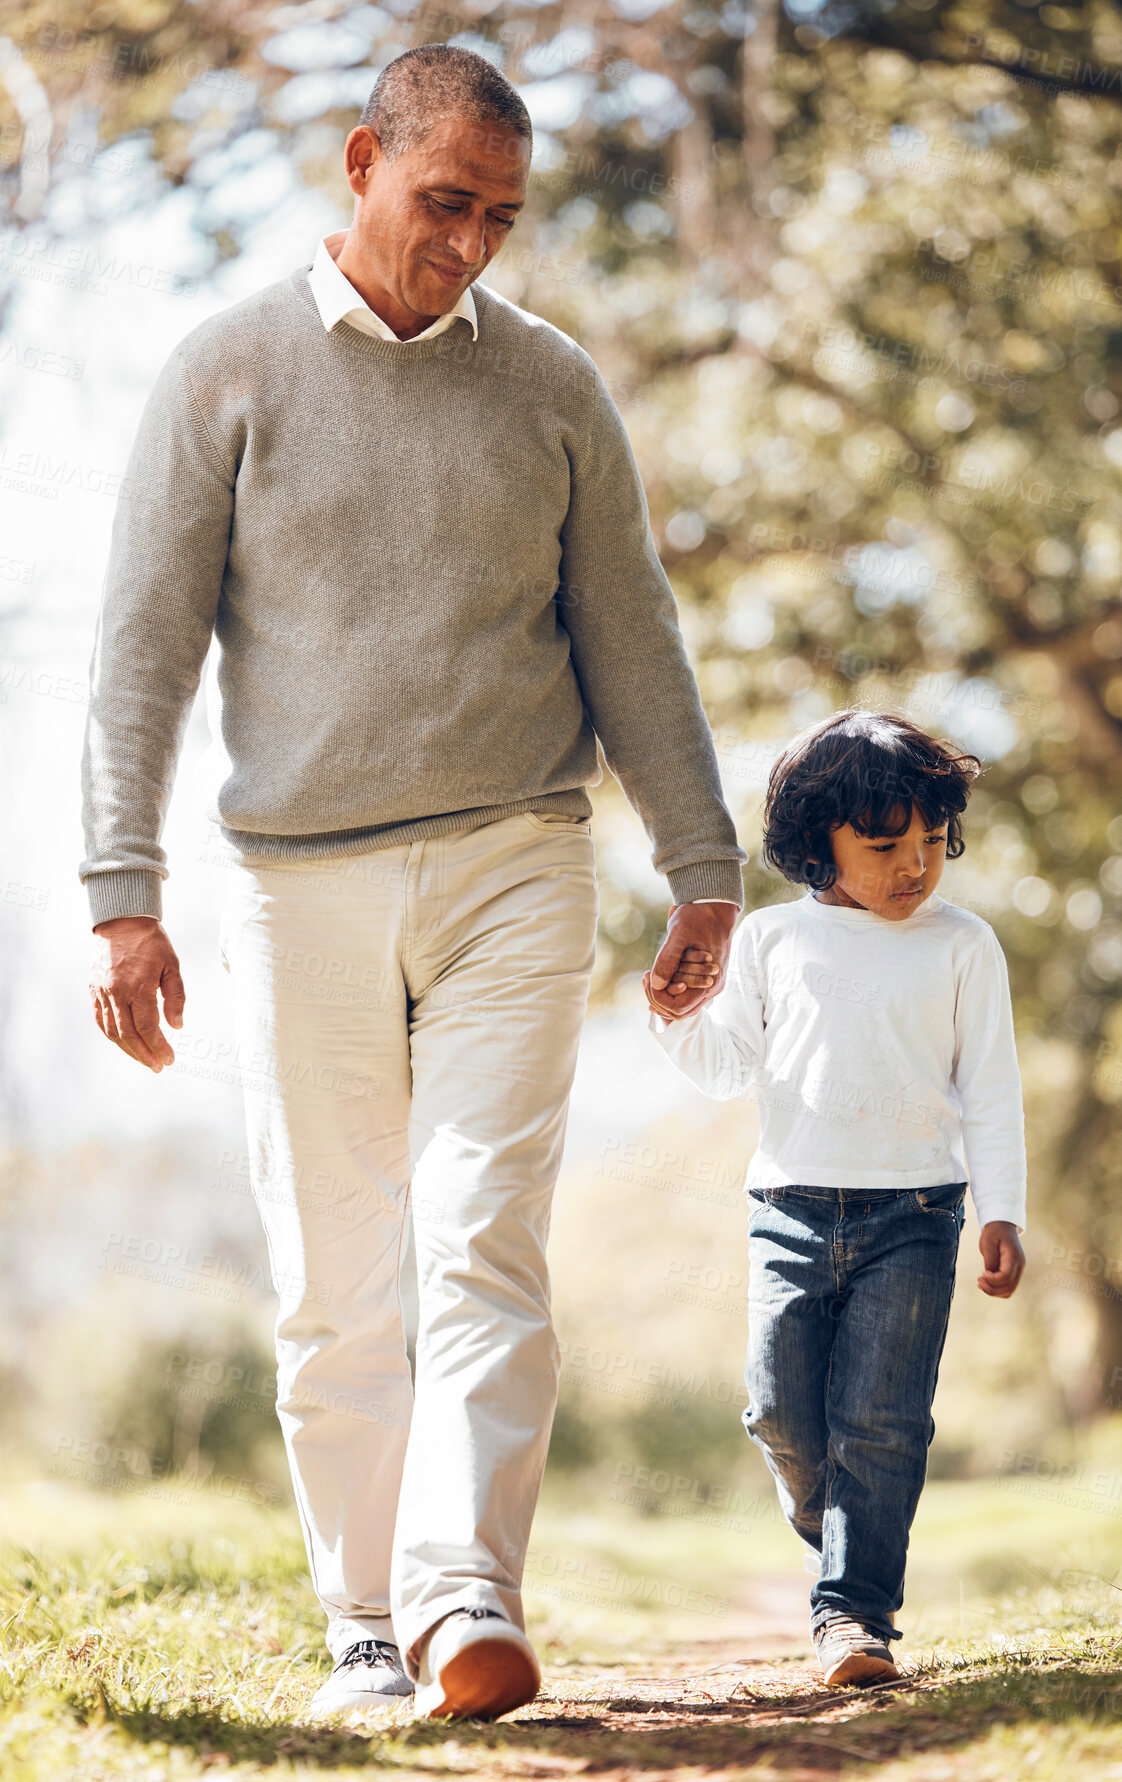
[360,45,532,161]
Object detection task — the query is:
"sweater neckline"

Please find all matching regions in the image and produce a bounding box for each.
[290,266,480,361]
[800,890,945,926]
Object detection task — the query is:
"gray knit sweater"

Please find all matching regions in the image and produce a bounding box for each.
[79,270,745,926]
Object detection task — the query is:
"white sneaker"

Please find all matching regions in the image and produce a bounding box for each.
[414,1608,541,1721]
[308,1638,414,1716]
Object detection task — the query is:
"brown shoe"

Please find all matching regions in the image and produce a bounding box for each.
[814,1617,900,1688]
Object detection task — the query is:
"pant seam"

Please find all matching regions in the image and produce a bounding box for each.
[819,1294,842,1598]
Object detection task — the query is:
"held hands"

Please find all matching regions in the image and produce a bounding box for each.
[90,916,185,1072]
[978,1222,1026,1298]
[643,902,736,1022]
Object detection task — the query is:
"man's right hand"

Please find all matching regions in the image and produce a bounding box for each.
[89,916,185,1071]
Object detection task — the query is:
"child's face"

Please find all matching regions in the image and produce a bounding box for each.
[824,805,947,920]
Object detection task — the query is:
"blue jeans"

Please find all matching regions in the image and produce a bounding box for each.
[743,1182,965,1643]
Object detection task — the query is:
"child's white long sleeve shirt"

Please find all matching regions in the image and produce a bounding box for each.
[650,892,1026,1229]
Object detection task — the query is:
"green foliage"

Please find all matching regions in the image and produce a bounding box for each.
[547,1386,758,1492]
[93,1332,288,1491]
[4,1,1120,1404]
[508,8,1122,1407]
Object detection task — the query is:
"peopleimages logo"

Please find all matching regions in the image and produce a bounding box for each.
[0,338,84,378]
[0,230,198,296]
[0,445,133,500]
[558,1339,742,1405]
[524,1550,729,1618]
[100,1231,334,1308]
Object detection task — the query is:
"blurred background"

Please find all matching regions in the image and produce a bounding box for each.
[1,0,1121,1599]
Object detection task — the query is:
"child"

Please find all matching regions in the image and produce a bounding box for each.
[645,709,1026,1688]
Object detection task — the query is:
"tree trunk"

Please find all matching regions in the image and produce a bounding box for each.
[672,108,716,261]
[739,0,779,293]
[1094,1286,1122,1418]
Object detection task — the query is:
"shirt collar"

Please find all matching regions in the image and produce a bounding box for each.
[308,232,478,343]
[801,889,945,924]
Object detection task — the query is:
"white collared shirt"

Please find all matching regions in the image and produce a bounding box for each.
[307,231,478,343]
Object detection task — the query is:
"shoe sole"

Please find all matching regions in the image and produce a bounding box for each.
[823,1651,900,1689]
[307,1687,414,1718]
[418,1636,541,1720]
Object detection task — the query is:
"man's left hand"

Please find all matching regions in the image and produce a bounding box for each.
[646,903,736,1021]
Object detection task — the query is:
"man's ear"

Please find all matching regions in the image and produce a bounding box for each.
[344,125,383,193]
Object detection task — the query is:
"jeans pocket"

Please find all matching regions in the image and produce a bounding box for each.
[909,1182,967,1222]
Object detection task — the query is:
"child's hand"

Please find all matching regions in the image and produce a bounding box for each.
[643,947,718,1018]
[977,1222,1026,1298]
[647,903,734,1020]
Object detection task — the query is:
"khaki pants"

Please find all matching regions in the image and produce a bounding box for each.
[218,811,598,1669]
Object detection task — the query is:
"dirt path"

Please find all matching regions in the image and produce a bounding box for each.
[380,1649,947,1781]
[321,1583,960,1780]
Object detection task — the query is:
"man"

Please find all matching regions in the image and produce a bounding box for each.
[81,45,744,1722]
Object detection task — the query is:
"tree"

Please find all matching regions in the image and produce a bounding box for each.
[3,0,1120,1407]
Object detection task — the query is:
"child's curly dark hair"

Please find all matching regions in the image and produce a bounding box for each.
[762,709,982,891]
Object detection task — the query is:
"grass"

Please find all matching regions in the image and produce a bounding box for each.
[2,1472,1122,1779]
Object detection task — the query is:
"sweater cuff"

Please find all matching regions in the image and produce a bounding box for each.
[667,858,745,908]
[86,868,163,928]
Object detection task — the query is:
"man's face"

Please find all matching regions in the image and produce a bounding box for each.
[825,804,948,921]
[344,115,529,324]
